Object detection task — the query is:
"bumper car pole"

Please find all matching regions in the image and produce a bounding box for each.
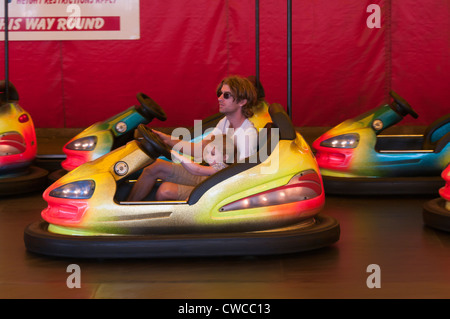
[255,0,259,85]
[4,0,10,100]
[1,0,49,196]
[287,0,292,119]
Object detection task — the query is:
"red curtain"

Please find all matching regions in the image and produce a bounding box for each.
[391,1,450,125]
[1,0,448,128]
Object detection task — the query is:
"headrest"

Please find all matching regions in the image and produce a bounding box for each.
[434,132,450,153]
[0,80,19,103]
[268,103,296,140]
[246,75,265,100]
[423,113,450,149]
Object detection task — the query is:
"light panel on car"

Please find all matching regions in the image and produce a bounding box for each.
[219,170,322,212]
[18,114,29,123]
[65,136,98,151]
[320,133,359,149]
[49,180,95,199]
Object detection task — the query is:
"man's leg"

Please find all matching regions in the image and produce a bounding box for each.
[156,182,196,201]
[155,182,180,201]
[127,159,173,201]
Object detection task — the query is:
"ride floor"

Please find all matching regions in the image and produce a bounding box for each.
[1,127,449,299]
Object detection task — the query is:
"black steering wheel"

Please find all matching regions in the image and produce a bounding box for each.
[134,92,167,122]
[389,91,419,119]
[136,124,171,159]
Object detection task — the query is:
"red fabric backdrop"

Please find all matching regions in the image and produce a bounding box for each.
[0,0,448,128]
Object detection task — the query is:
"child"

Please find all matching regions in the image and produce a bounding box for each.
[171,134,236,176]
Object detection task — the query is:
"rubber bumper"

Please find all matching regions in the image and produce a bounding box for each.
[423,198,450,232]
[0,166,48,196]
[34,154,66,173]
[24,214,340,259]
[47,168,67,184]
[323,175,444,195]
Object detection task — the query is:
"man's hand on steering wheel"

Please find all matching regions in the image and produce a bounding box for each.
[152,130,173,146]
[136,124,172,159]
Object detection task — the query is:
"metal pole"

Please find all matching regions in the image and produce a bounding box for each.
[4,0,9,102]
[287,0,292,118]
[255,0,260,94]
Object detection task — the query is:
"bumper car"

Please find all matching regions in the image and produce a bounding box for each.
[58,75,269,174]
[423,164,450,232]
[24,103,340,258]
[312,91,450,195]
[0,81,48,196]
[61,93,167,172]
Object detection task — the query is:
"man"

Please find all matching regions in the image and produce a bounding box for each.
[127,75,258,201]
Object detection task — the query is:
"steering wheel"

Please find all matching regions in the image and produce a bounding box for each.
[134,93,167,122]
[389,91,419,119]
[136,124,171,159]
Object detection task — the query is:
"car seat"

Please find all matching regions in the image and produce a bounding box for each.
[188,103,295,205]
[423,114,450,152]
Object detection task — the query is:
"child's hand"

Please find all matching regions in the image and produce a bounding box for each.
[170,150,186,163]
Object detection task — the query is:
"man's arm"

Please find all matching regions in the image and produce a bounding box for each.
[171,150,216,176]
[154,129,207,159]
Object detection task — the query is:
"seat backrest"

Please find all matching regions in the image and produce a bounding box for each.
[423,114,450,150]
[248,103,294,163]
[0,80,19,103]
[268,103,296,140]
[433,132,450,153]
[256,122,275,153]
[188,103,294,205]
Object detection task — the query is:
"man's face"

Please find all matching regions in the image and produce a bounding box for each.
[217,84,245,116]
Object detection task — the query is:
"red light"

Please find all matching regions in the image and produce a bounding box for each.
[18,114,29,123]
[41,197,89,225]
[327,152,346,165]
[315,151,349,168]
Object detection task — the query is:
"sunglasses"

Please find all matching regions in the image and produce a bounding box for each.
[217,91,234,100]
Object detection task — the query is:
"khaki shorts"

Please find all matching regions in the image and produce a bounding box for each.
[165,163,209,200]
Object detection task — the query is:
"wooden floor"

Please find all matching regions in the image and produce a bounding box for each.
[2,184,449,299]
[2,127,449,300]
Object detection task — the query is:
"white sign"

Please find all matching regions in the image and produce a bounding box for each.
[0,0,140,40]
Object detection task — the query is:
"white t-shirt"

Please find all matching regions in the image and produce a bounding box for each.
[208,117,258,161]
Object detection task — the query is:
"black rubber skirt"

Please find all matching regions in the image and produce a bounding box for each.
[24,214,340,259]
[323,175,444,195]
[34,154,66,173]
[423,198,450,232]
[0,166,48,196]
[47,168,67,184]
